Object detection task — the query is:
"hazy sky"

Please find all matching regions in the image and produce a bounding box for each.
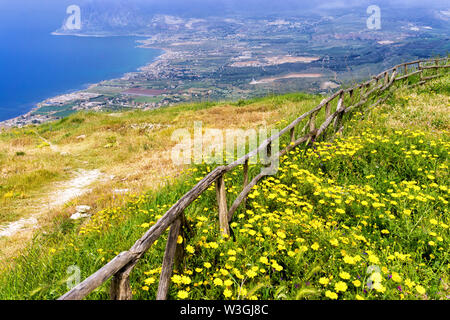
[1,0,449,12]
[0,0,448,25]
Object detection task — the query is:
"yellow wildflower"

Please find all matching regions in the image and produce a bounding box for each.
[319,277,330,286]
[339,272,351,280]
[330,239,339,247]
[213,278,224,286]
[391,272,402,283]
[335,281,348,292]
[259,257,269,265]
[224,288,232,298]
[186,245,195,254]
[416,285,426,295]
[325,290,338,300]
[177,290,189,299]
[224,279,233,287]
[246,270,257,278]
[352,280,361,287]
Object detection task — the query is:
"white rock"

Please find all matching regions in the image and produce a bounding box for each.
[69,212,90,220]
[76,205,91,213]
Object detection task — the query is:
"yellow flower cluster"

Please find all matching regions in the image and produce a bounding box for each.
[129,127,448,300]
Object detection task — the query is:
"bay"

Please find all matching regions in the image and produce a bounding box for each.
[0,1,161,122]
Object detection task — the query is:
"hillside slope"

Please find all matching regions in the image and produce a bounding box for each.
[0,73,448,300]
[0,93,322,264]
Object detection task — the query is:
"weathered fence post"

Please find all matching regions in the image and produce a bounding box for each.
[333,91,345,132]
[156,216,184,300]
[242,159,249,210]
[389,68,396,83]
[110,261,137,300]
[325,101,331,119]
[216,175,230,236]
[418,62,423,81]
[309,112,317,132]
[290,126,296,143]
[303,111,318,145]
[349,89,354,103]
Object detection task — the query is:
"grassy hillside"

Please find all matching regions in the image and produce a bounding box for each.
[0,74,448,300]
[0,92,322,263]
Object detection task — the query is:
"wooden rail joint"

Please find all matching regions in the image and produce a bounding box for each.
[110,259,138,300]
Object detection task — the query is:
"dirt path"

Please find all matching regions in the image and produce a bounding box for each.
[35,132,69,156]
[0,169,102,238]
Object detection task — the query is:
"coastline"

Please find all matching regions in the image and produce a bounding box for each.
[0,35,166,128]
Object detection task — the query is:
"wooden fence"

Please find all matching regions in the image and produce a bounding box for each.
[59,57,450,300]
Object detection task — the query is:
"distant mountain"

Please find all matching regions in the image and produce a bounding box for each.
[53,0,450,36]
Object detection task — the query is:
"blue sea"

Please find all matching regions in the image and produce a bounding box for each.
[0,1,161,122]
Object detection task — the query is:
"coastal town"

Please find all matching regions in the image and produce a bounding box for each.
[1,11,448,127]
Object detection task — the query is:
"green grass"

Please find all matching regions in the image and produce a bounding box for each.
[0,92,321,226]
[0,74,448,300]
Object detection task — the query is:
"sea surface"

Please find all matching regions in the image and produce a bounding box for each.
[0,1,161,122]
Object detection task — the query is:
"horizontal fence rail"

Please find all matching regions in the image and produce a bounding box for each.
[59,57,450,300]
